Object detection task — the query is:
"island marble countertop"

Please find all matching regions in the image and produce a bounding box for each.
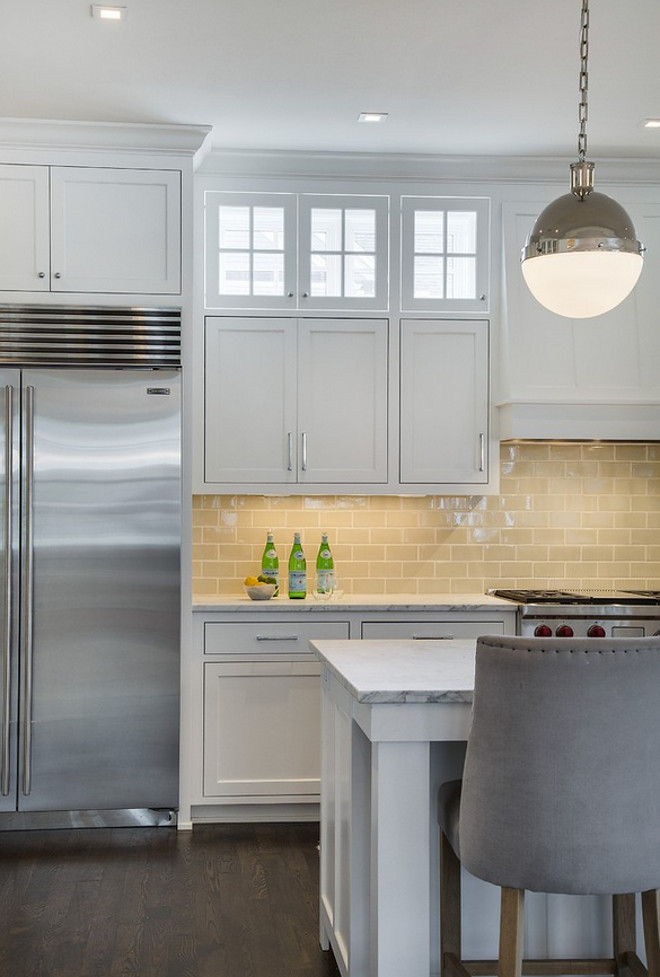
[310,637,477,704]
[193,593,512,613]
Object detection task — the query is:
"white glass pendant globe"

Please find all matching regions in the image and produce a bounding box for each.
[522,249,643,318]
[521,189,644,319]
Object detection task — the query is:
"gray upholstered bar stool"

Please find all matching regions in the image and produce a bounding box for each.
[438,635,660,977]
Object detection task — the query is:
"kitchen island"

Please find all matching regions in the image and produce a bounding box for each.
[311,638,608,977]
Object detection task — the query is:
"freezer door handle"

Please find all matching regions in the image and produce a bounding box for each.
[1,385,13,796]
[21,385,35,796]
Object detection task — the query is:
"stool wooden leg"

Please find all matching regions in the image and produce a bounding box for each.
[499,887,524,977]
[613,892,637,975]
[642,889,660,977]
[441,831,462,977]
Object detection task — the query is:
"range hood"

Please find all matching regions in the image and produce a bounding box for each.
[497,401,660,441]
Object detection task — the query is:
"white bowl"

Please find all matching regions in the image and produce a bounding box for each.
[245,584,276,600]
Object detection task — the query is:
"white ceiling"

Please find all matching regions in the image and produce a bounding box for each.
[2,0,660,160]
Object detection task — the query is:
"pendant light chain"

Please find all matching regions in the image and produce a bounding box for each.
[578,0,589,162]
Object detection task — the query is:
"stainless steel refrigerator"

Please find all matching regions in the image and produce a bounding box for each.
[0,306,181,827]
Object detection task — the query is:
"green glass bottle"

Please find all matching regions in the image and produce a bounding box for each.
[316,533,334,595]
[261,530,279,596]
[288,532,306,599]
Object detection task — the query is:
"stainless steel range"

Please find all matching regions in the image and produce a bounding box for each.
[489,589,660,638]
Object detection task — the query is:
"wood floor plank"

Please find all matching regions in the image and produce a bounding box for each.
[0,822,340,977]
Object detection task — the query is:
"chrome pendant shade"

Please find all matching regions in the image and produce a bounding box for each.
[521,1,644,319]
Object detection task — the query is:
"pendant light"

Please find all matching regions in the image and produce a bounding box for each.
[521,0,644,319]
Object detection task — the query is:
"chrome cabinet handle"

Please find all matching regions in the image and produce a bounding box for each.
[256,635,299,642]
[1,386,13,796]
[21,386,35,796]
[301,432,307,472]
[479,433,486,473]
[412,635,454,640]
[53,272,61,279]
[37,272,45,279]
[287,432,293,472]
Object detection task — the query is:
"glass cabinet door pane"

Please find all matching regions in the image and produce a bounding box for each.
[447,211,477,253]
[218,252,250,294]
[311,209,342,251]
[414,211,444,253]
[414,256,444,299]
[311,254,342,295]
[345,255,375,297]
[218,206,250,249]
[345,209,375,252]
[253,253,284,295]
[446,257,476,298]
[253,207,285,250]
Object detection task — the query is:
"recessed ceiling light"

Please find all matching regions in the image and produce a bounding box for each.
[358,112,388,124]
[91,5,127,20]
[644,119,660,128]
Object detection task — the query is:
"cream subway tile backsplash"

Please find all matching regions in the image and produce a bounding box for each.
[192,442,660,596]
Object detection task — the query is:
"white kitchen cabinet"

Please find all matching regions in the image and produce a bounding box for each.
[203,660,322,799]
[400,196,490,313]
[0,164,50,291]
[361,619,507,639]
[400,318,490,484]
[203,315,388,489]
[203,189,389,311]
[189,615,350,817]
[181,603,516,826]
[0,163,181,294]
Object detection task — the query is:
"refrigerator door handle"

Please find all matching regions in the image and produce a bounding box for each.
[21,385,35,796]
[1,385,13,796]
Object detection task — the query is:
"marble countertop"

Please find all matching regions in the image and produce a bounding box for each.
[310,637,477,704]
[193,593,514,613]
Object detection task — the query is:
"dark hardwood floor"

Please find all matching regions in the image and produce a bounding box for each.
[0,821,341,977]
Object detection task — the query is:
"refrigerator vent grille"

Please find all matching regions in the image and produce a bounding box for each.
[0,306,181,367]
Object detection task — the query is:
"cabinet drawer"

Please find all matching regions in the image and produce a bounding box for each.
[204,619,350,658]
[361,620,505,640]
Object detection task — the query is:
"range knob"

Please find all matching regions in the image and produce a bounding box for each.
[556,624,574,637]
[534,624,553,637]
[587,624,606,638]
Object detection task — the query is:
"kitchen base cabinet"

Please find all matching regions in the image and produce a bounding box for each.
[203,661,321,799]
[182,613,351,826]
[182,601,516,827]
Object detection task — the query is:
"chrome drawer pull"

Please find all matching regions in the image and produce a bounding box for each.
[256,635,299,642]
[412,635,454,640]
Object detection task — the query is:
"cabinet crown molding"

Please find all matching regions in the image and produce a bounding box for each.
[0,118,212,158]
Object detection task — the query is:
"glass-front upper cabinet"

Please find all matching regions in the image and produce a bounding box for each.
[204,192,297,309]
[400,196,490,313]
[298,194,389,310]
[204,191,389,311]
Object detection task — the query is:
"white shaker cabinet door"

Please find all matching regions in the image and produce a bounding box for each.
[400,318,489,484]
[0,164,50,291]
[204,316,298,483]
[203,661,322,799]
[49,166,181,294]
[297,317,388,484]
